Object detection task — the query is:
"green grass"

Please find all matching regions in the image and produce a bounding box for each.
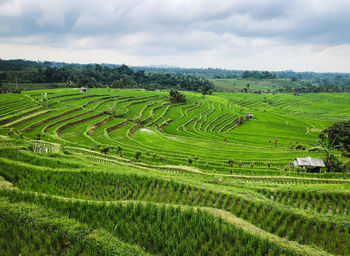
[0,145,348,255]
[2,88,349,172]
[210,78,302,92]
[0,87,349,255]
[2,82,67,91]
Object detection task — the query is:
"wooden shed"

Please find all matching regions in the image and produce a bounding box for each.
[80,87,88,93]
[293,156,325,172]
[246,113,254,119]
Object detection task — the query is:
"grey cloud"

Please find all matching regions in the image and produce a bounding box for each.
[0,0,350,72]
[1,0,349,45]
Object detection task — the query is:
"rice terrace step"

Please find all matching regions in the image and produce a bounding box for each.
[0,86,349,256]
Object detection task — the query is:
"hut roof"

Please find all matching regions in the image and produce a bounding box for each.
[294,156,325,167]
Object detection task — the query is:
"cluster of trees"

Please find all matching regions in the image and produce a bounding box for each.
[275,80,348,93]
[320,120,350,155]
[139,66,350,82]
[242,71,276,79]
[0,59,46,71]
[139,67,350,92]
[133,66,241,79]
[0,59,214,93]
[311,120,350,173]
[276,70,350,81]
[169,89,186,103]
[0,86,21,94]
[1,59,349,93]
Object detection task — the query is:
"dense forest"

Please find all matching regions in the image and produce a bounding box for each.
[0,59,349,93]
[0,59,213,94]
[137,66,350,92]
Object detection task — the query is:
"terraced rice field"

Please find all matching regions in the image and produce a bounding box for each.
[0,88,349,255]
[210,78,302,92]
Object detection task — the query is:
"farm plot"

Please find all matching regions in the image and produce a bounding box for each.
[0,140,349,255]
[0,88,349,255]
[2,89,347,172]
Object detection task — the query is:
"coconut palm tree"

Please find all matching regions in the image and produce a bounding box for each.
[309,138,341,172]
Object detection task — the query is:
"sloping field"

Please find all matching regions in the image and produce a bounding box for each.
[0,88,349,255]
[1,89,349,177]
[2,88,347,175]
[210,78,302,92]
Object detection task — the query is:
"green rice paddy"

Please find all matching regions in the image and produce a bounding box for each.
[0,88,349,255]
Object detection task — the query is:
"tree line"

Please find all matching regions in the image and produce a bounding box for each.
[1,59,349,93]
[242,71,276,79]
[276,80,349,93]
[0,59,214,93]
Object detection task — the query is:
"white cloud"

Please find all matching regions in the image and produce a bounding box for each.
[0,0,22,16]
[0,0,349,72]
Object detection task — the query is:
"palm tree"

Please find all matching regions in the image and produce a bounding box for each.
[309,138,341,172]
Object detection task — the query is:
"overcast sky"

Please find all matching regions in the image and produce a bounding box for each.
[1,0,350,72]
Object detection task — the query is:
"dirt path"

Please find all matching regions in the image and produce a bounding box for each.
[160,165,205,174]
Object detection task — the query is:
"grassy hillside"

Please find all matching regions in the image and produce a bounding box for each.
[211,78,303,92]
[1,82,66,91]
[0,88,349,255]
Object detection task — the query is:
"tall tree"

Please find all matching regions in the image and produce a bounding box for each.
[320,120,350,154]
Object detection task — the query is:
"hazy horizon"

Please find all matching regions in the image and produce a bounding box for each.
[3,57,350,74]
